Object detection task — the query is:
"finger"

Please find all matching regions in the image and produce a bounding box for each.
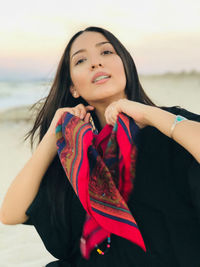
[80,107,88,119]
[75,105,94,119]
[62,108,76,116]
[75,108,84,118]
[84,112,91,123]
[67,109,75,115]
[85,105,95,111]
[107,112,117,126]
[57,108,72,115]
[108,118,116,126]
[80,106,94,120]
[106,108,116,119]
[75,107,84,119]
[80,109,85,119]
[108,116,115,125]
[111,117,117,126]
[72,108,79,117]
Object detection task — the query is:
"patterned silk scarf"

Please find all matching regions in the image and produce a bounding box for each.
[55,112,146,259]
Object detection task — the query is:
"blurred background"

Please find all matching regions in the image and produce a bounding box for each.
[0,0,200,266]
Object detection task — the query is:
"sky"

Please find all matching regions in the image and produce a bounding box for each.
[0,0,200,80]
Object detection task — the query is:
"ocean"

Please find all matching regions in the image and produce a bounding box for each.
[0,73,200,114]
[0,81,50,111]
[0,73,199,114]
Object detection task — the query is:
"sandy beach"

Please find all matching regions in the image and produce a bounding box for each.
[0,73,199,266]
[0,121,57,267]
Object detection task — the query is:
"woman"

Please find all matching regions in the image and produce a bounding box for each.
[0,26,200,267]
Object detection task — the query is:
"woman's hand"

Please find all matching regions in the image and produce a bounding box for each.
[105,99,200,163]
[104,99,150,128]
[47,104,95,136]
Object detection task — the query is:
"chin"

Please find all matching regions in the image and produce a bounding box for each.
[91,93,124,102]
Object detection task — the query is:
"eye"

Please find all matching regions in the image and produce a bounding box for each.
[102,50,113,55]
[75,58,86,66]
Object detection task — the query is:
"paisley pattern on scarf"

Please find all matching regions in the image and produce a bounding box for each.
[56,112,146,259]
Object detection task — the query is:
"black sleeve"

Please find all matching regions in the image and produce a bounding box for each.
[176,106,200,122]
[188,159,200,223]
[166,106,200,222]
[161,105,200,122]
[176,107,200,223]
[22,179,74,261]
[22,183,44,226]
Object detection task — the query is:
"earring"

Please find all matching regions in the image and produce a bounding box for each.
[73,91,78,97]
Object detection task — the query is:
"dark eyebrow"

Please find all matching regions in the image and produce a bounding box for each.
[71,41,111,60]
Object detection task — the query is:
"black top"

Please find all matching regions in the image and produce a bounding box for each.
[23,106,200,267]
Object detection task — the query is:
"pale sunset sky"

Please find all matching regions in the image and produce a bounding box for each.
[0,0,200,80]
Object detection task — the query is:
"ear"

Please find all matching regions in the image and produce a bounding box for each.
[70,85,80,98]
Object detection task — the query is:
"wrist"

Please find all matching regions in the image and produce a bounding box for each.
[143,105,158,127]
[169,115,188,139]
[143,106,177,138]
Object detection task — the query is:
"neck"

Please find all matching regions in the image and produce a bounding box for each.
[94,106,107,129]
[89,94,127,129]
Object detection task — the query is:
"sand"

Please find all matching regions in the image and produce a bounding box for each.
[0,122,57,267]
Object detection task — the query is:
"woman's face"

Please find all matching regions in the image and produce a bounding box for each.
[69,31,127,104]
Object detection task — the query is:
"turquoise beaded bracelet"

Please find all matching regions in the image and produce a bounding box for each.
[170,115,188,139]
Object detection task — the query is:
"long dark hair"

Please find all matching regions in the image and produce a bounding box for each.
[25,26,157,227]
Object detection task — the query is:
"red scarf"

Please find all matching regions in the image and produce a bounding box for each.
[56,112,146,259]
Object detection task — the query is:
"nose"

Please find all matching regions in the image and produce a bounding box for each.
[91,63,103,70]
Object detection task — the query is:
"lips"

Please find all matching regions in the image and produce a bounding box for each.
[91,72,111,83]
